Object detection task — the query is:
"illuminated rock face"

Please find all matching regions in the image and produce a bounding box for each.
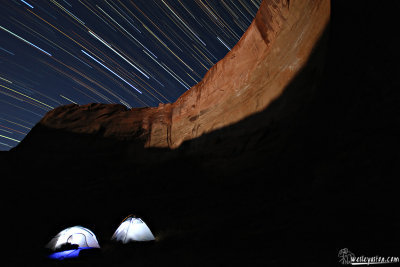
[16,0,330,152]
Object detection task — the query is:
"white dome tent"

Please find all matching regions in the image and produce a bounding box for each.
[112,215,155,243]
[46,226,101,250]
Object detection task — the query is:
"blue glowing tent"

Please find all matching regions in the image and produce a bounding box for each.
[46,226,101,260]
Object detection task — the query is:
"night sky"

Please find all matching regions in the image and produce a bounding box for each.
[0,0,260,150]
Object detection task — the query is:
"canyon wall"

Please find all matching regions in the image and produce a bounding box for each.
[16,0,330,151]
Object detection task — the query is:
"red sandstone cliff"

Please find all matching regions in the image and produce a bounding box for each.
[19,0,330,150]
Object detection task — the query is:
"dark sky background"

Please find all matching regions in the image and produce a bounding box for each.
[0,0,260,150]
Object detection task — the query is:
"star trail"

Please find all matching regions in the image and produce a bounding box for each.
[0,0,261,150]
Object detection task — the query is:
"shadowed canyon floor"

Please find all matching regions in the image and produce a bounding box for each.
[2,0,400,266]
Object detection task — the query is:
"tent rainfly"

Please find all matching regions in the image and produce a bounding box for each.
[112,215,155,243]
[46,226,100,251]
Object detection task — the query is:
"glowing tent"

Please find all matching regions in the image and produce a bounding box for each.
[46,226,100,251]
[111,215,155,243]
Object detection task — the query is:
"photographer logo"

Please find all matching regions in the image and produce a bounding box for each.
[338,248,399,265]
